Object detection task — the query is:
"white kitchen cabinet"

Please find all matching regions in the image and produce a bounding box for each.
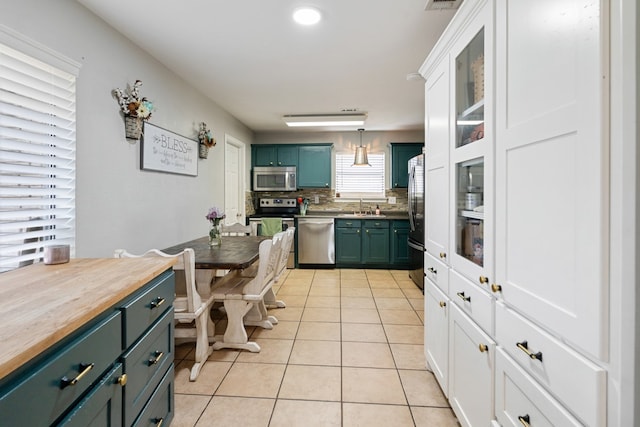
[495,348,583,427]
[422,0,611,425]
[449,303,495,427]
[424,279,450,396]
[448,0,494,285]
[493,0,607,360]
[424,57,450,262]
[495,302,606,426]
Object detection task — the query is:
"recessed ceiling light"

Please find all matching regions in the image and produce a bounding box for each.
[293,7,321,26]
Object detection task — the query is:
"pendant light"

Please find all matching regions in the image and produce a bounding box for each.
[353,128,371,166]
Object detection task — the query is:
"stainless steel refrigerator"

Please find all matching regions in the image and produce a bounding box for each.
[408,154,425,289]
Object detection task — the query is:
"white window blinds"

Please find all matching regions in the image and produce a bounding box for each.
[0,39,77,272]
[335,152,385,198]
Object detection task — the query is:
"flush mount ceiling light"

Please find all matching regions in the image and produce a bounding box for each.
[353,128,371,166]
[293,7,322,25]
[283,113,367,127]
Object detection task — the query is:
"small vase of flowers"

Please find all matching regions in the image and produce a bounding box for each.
[206,207,225,246]
[113,80,155,140]
[198,122,216,159]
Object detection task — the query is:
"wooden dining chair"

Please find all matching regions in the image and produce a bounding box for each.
[114,248,215,381]
[220,222,252,236]
[264,226,295,309]
[208,234,283,352]
[215,222,255,279]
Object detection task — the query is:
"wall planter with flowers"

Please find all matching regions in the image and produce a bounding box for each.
[206,207,226,246]
[113,79,154,140]
[198,122,216,159]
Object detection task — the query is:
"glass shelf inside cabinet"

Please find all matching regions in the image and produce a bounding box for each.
[456,28,485,148]
[456,158,484,267]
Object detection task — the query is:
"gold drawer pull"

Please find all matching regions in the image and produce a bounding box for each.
[491,284,502,293]
[516,341,543,362]
[456,291,471,302]
[478,343,488,353]
[148,350,164,366]
[60,362,94,389]
[154,417,164,427]
[117,374,128,386]
[427,267,437,274]
[439,252,446,259]
[439,301,447,308]
[479,276,489,284]
[518,414,530,427]
[150,297,165,309]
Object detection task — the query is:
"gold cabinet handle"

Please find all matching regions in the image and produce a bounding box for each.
[117,374,128,386]
[427,267,437,274]
[439,252,446,259]
[148,350,164,366]
[150,297,165,309]
[491,284,502,293]
[439,301,446,308]
[456,291,471,302]
[154,418,164,427]
[478,343,488,353]
[518,414,530,427]
[516,341,543,362]
[60,362,94,389]
[479,276,489,284]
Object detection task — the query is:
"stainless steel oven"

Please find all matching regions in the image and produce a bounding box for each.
[249,198,298,268]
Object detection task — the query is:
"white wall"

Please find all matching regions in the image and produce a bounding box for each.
[0,0,254,257]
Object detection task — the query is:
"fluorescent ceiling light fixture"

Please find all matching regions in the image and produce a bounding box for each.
[293,7,321,25]
[283,113,367,127]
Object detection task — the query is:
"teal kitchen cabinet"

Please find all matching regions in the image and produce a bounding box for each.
[362,220,390,264]
[297,144,332,188]
[0,263,175,427]
[335,219,362,264]
[391,143,423,188]
[391,220,410,266]
[253,145,298,166]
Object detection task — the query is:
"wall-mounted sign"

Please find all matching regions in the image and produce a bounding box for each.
[141,122,198,176]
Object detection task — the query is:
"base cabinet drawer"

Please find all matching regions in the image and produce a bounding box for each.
[122,270,175,349]
[58,363,124,427]
[495,302,605,427]
[133,365,174,427]
[0,311,122,426]
[123,308,174,426]
[425,251,449,294]
[449,269,493,336]
[495,348,583,427]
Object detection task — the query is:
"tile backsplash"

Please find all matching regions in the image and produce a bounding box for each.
[246,188,408,216]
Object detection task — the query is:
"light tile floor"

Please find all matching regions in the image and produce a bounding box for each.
[172,268,460,427]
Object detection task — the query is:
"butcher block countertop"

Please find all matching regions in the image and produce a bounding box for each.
[0,258,176,381]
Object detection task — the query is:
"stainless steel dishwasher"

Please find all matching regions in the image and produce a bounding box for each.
[297,217,335,265]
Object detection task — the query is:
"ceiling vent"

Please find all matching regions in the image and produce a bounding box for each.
[424,0,463,10]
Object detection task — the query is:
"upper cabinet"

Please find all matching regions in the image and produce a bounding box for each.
[253,145,298,166]
[390,143,424,188]
[251,144,332,189]
[297,145,332,188]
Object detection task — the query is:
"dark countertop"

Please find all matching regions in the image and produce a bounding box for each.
[295,210,409,220]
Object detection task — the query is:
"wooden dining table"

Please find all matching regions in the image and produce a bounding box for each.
[162,235,270,296]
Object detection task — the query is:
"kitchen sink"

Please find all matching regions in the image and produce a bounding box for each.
[337,213,386,218]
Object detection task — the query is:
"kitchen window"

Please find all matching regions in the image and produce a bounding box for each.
[335,152,385,199]
[0,30,78,272]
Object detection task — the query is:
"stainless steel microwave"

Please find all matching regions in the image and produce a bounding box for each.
[253,166,297,191]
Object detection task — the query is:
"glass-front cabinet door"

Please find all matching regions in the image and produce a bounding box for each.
[456,29,485,148]
[450,7,493,285]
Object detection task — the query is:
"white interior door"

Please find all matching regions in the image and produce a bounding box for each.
[224,134,246,225]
